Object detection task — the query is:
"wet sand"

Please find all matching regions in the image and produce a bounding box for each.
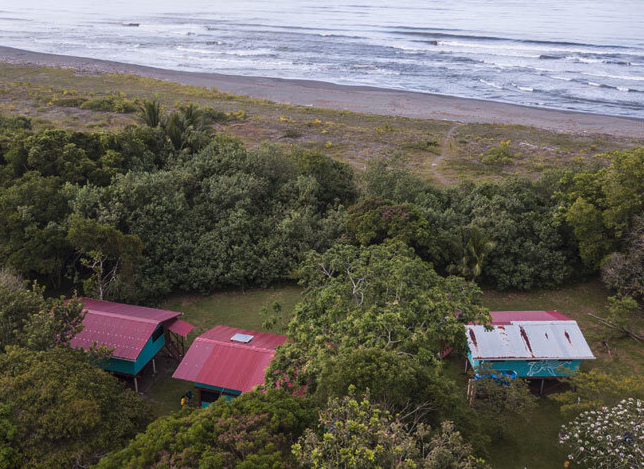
[1,46,642,138]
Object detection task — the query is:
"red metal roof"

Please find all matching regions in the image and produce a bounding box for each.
[166,318,195,337]
[173,326,287,392]
[489,310,572,325]
[69,298,184,361]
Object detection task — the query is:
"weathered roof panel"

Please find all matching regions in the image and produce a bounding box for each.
[466,320,594,360]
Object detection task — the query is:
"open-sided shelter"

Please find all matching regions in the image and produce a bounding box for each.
[465,311,595,381]
[70,298,194,391]
[173,325,287,407]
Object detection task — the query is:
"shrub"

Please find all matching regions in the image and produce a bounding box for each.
[481,140,515,165]
[559,398,643,468]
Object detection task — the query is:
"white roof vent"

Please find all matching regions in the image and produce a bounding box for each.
[231,333,254,343]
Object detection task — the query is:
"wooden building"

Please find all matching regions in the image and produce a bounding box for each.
[70,298,194,391]
[172,325,287,407]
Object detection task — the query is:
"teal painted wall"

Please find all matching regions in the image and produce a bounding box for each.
[100,325,166,376]
[196,383,242,407]
[468,352,581,378]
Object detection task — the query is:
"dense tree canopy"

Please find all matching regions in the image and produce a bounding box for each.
[96,390,316,469]
[266,242,489,390]
[294,390,489,469]
[0,347,150,469]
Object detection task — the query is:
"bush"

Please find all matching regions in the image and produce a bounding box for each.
[79,94,138,113]
[560,398,643,468]
[481,140,515,165]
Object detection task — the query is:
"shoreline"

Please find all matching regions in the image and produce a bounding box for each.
[1,46,643,138]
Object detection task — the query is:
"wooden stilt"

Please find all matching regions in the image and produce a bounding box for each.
[134,377,139,393]
[153,358,157,374]
[540,379,545,395]
[464,359,469,373]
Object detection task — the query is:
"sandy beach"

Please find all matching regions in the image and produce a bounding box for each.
[1,46,642,138]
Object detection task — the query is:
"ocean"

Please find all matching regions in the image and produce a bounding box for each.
[1,0,643,118]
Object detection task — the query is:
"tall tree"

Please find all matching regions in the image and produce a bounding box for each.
[294,390,489,469]
[266,242,489,391]
[66,215,143,300]
[448,226,496,281]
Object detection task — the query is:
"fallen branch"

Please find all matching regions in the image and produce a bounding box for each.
[588,313,644,342]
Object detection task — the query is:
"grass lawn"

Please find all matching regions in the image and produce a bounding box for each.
[160,283,304,340]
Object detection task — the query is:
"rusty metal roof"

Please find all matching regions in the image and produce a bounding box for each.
[466,320,595,360]
[172,326,287,392]
[70,298,185,360]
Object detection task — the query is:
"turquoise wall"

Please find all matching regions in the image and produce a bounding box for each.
[100,325,166,376]
[468,352,581,378]
[196,382,242,407]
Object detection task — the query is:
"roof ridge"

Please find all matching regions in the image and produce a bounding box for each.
[83,309,167,325]
[196,337,278,353]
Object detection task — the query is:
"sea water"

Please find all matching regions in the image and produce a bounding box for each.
[0,0,642,117]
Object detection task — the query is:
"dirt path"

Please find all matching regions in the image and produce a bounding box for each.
[431,123,463,185]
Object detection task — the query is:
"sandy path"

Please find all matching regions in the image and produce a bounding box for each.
[431,123,463,185]
[0,46,643,138]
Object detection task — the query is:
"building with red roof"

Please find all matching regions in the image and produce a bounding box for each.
[173,325,287,407]
[70,298,194,390]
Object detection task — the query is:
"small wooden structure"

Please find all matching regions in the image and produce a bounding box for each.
[465,311,595,392]
[70,298,194,392]
[173,326,286,407]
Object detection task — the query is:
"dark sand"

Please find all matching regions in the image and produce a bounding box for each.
[1,46,642,138]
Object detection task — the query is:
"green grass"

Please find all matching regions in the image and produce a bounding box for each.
[161,283,303,341]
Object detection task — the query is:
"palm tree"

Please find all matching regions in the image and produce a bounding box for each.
[448,226,496,281]
[139,98,162,128]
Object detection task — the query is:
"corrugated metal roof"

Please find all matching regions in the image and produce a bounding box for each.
[466,320,595,360]
[69,298,185,360]
[172,326,287,392]
[489,310,572,324]
[166,318,194,337]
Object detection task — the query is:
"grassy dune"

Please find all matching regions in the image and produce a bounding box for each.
[1,63,643,185]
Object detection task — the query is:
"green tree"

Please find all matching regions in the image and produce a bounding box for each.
[0,403,19,469]
[471,372,537,439]
[558,147,644,269]
[601,216,644,303]
[551,370,644,418]
[0,275,85,352]
[448,226,496,281]
[293,149,357,209]
[346,196,440,261]
[314,348,458,423]
[294,390,488,469]
[0,347,150,469]
[67,215,143,300]
[139,98,162,128]
[96,390,315,469]
[266,242,489,391]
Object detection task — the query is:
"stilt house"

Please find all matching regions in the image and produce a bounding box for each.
[70,298,194,391]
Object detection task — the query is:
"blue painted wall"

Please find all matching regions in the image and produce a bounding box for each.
[100,325,166,376]
[196,382,242,407]
[468,352,581,378]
